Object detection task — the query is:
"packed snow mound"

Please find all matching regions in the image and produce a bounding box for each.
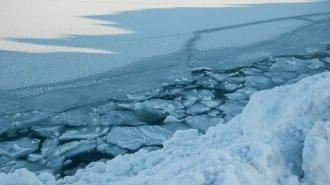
[1,72,330,184]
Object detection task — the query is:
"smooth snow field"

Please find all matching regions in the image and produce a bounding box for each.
[1,0,330,184]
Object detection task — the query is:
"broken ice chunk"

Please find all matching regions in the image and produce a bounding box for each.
[224,92,246,101]
[32,125,65,138]
[160,122,191,134]
[59,126,109,140]
[62,140,97,159]
[0,138,40,165]
[244,76,274,89]
[127,94,151,101]
[167,109,187,120]
[218,99,247,118]
[195,76,219,86]
[222,82,240,91]
[40,140,97,170]
[286,74,310,84]
[49,109,100,126]
[236,87,257,98]
[270,58,309,73]
[185,115,223,133]
[179,89,214,100]
[200,97,221,108]
[169,88,183,95]
[191,67,212,72]
[107,127,146,150]
[181,96,198,107]
[8,111,52,129]
[272,77,286,84]
[205,72,228,82]
[307,59,324,69]
[224,87,256,101]
[101,111,144,126]
[117,103,136,111]
[28,154,44,162]
[137,125,173,146]
[135,99,184,124]
[322,57,330,63]
[163,115,182,124]
[97,141,128,156]
[240,68,263,76]
[92,102,117,115]
[185,103,210,115]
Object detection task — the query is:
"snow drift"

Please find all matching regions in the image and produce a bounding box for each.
[1,72,330,184]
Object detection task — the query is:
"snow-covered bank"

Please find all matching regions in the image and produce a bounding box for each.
[2,72,330,185]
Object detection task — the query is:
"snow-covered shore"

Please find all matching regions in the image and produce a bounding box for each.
[2,72,330,185]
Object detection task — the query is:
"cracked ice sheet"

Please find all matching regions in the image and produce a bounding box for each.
[195,19,308,51]
[1,0,329,89]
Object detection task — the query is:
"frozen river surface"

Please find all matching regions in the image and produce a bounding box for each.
[0,0,330,184]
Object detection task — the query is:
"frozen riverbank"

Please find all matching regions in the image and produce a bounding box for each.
[1,1,330,184]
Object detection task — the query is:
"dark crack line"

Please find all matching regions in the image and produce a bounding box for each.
[183,12,329,68]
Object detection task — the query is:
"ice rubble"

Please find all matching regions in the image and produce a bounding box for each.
[1,50,330,176]
[2,72,330,185]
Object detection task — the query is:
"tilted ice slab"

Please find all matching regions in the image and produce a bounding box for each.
[2,73,330,184]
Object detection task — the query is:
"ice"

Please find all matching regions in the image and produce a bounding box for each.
[127,94,151,101]
[0,111,52,134]
[92,102,117,115]
[185,103,210,115]
[163,115,182,124]
[28,154,43,163]
[200,97,221,108]
[244,76,275,90]
[323,57,330,63]
[138,125,172,146]
[0,138,40,166]
[160,122,191,134]
[100,111,143,126]
[135,99,184,124]
[181,96,198,107]
[0,0,330,183]
[117,103,136,111]
[107,127,146,150]
[307,59,325,70]
[107,125,172,150]
[61,140,97,159]
[37,140,98,172]
[218,100,247,119]
[32,125,65,139]
[49,110,100,126]
[3,70,330,184]
[185,115,223,133]
[96,141,128,157]
[59,126,109,140]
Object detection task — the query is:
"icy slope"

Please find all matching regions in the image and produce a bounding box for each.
[2,72,330,185]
